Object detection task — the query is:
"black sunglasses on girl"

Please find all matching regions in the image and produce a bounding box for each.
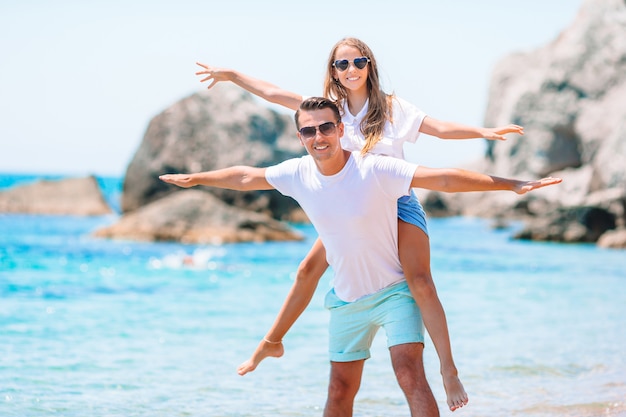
[299,122,338,140]
[332,57,370,72]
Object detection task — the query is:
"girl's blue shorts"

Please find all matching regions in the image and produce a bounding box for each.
[397,190,428,236]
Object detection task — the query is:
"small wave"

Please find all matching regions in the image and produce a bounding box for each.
[493,363,596,377]
[518,400,626,417]
[148,248,226,270]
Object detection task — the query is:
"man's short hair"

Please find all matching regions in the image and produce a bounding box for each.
[295,97,341,129]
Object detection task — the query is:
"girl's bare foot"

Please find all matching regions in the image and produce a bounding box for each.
[443,373,468,411]
[237,339,284,376]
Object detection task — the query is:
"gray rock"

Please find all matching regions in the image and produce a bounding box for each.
[597,228,626,249]
[104,83,309,243]
[425,0,626,247]
[94,189,303,244]
[0,176,112,216]
[122,83,304,220]
[515,206,617,243]
[484,0,626,183]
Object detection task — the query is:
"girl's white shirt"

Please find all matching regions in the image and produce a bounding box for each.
[339,96,427,159]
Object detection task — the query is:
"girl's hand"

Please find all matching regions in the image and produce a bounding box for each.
[195,62,233,89]
[482,124,524,141]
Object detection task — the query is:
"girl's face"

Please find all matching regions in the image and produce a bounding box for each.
[333,45,369,94]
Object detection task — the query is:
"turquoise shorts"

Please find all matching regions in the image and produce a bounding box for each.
[398,190,428,236]
[324,281,425,362]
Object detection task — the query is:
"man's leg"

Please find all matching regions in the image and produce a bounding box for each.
[389,343,440,417]
[323,360,365,417]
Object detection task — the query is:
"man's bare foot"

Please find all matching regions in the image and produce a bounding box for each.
[237,339,284,376]
[443,374,468,411]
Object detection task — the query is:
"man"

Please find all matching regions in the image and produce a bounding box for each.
[160,97,561,416]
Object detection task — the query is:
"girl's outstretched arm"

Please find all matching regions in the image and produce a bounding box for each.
[410,166,562,194]
[420,116,524,141]
[195,62,303,111]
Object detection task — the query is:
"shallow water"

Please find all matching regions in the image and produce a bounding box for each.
[1,175,625,416]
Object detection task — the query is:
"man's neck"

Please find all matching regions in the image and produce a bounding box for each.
[315,149,352,176]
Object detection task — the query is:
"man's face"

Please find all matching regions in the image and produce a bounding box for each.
[296,108,344,163]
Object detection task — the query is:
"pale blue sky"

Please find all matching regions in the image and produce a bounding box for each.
[0,0,584,176]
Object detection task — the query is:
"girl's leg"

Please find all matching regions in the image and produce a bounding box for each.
[237,237,328,375]
[398,220,468,411]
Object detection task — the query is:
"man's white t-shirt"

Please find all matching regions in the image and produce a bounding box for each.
[340,96,427,159]
[265,152,418,302]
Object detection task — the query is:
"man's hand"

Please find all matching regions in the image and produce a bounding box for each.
[514,177,562,194]
[159,174,196,188]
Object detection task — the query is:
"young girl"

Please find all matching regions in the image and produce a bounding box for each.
[195,37,523,412]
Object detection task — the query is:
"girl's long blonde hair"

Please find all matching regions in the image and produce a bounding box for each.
[322,37,394,155]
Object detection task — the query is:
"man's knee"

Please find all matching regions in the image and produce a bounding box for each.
[390,343,426,374]
[327,361,364,403]
[395,362,428,390]
[327,375,360,402]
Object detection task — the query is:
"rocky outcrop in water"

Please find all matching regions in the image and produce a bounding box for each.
[0,176,113,216]
[121,83,304,218]
[423,0,626,248]
[94,190,303,244]
[98,83,307,243]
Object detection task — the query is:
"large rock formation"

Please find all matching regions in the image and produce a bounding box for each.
[483,0,625,186]
[0,176,113,216]
[94,190,303,244]
[99,83,307,243]
[423,0,626,248]
[122,83,304,219]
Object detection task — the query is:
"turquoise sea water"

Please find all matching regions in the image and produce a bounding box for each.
[1,174,625,417]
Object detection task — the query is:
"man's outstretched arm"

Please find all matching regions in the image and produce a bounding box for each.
[411,166,562,194]
[159,166,273,191]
